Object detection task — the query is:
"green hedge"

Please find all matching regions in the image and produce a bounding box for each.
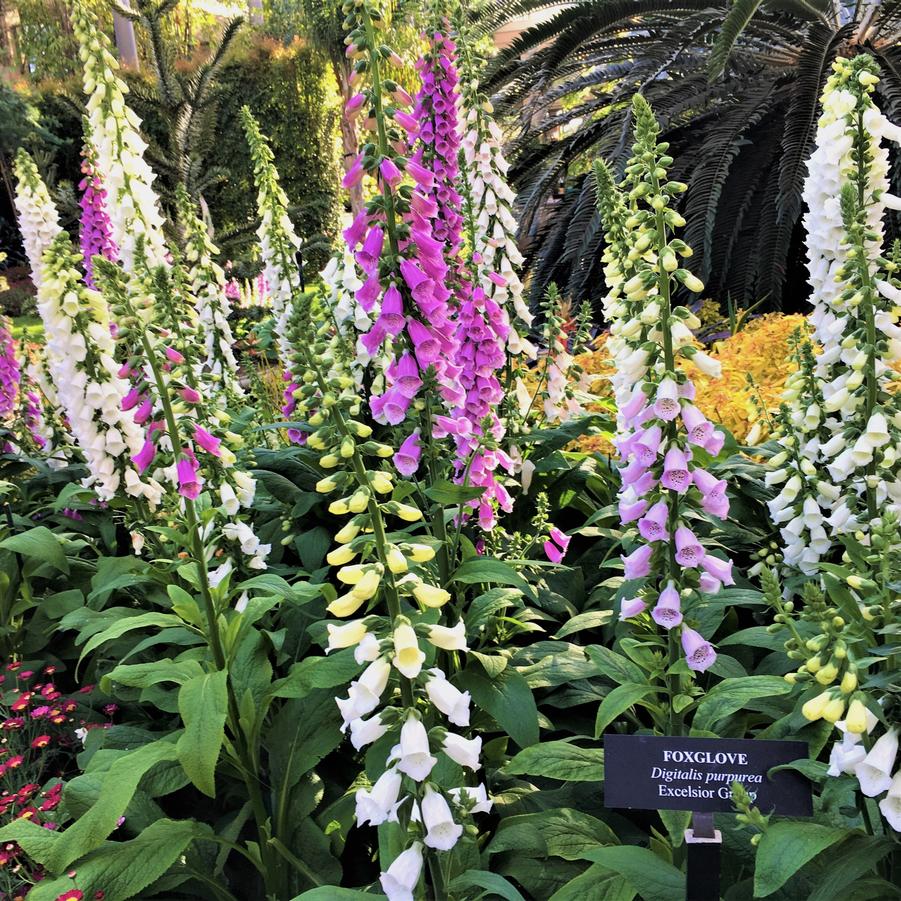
[19,34,340,273]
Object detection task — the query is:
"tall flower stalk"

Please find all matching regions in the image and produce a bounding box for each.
[14,150,157,505]
[594,96,733,730]
[175,186,243,402]
[78,140,119,290]
[73,2,168,272]
[769,55,901,571]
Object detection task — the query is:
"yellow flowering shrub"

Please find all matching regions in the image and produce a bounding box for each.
[571,313,808,453]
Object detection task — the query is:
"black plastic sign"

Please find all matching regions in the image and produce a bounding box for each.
[604,734,812,815]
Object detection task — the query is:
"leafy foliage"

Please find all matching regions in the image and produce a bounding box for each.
[479,0,901,311]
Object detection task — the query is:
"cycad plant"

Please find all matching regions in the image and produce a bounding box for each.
[478,0,901,311]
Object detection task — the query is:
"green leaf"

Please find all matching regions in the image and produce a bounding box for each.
[0,817,61,859]
[692,676,793,733]
[0,526,68,573]
[708,0,764,79]
[236,573,320,602]
[47,741,179,873]
[457,666,539,748]
[549,866,635,901]
[291,889,376,900]
[449,870,527,901]
[270,649,362,699]
[452,558,534,598]
[595,683,659,737]
[754,821,850,897]
[489,809,618,860]
[78,612,183,664]
[586,644,645,684]
[425,479,485,505]
[29,818,207,901]
[555,610,613,639]
[580,846,685,901]
[177,670,229,798]
[505,740,604,781]
[806,833,895,901]
[101,659,204,692]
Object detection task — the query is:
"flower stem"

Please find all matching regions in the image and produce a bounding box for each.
[653,199,683,738]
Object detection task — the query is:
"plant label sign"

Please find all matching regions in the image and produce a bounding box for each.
[603,734,812,815]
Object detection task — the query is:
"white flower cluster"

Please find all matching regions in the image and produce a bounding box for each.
[177,190,243,400]
[768,56,901,572]
[240,107,302,370]
[73,2,169,272]
[321,247,381,379]
[459,86,535,359]
[326,597,491,896]
[14,151,161,504]
[827,713,901,832]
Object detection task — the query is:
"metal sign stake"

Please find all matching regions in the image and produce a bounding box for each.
[685,811,721,901]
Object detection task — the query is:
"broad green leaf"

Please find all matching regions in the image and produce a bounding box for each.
[177,670,229,798]
[586,645,645,684]
[0,526,68,573]
[489,809,618,860]
[658,809,691,848]
[29,818,207,901]
[237,572,320,602]
[0,816,61,859]
[101,659,204,692]
[449,870,527,901]
[452,558,534,598]
[270,649,362,699]
[425,479,485,504]
[549,865,635,901]
[580,846,685,901]
[505,740,604,782]
[595,683,659,737]
[555,610,613,639]
[754,822,850,897]
[692,676,793,733]
[78,612,183,663]
[806,833,895,901]
[457,666,539,748]
[48,741,179,873]
[292,889,376,900]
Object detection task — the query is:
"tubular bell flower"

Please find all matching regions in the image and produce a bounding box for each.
[770,56,901,570]
[73,2,168,271]
[78,141,118,289]
[14,151,158,505]
[593,95,724,681]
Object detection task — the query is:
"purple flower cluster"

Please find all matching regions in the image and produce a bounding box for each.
[343,44,463,426]
[78,147,118,289]
[0,320,19,418]
[23,391,46,450]
[410,32,463,269]
[616,374,732,672]
[443,284,514,528]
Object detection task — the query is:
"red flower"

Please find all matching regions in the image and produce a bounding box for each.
[77,685,94,694]
[18,806,38,820]
[102,704,118,716]
[2,717,25,730]
[6,662,21,672]
[43,666,56,675]
[19,670,33,679]
[31,705,50,718]
[11,694,31,711]
[56,892,83,901]
[7,755,23,769]
[31,735,51,749]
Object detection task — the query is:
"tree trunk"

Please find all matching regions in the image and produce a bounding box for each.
[113,0,139,70]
